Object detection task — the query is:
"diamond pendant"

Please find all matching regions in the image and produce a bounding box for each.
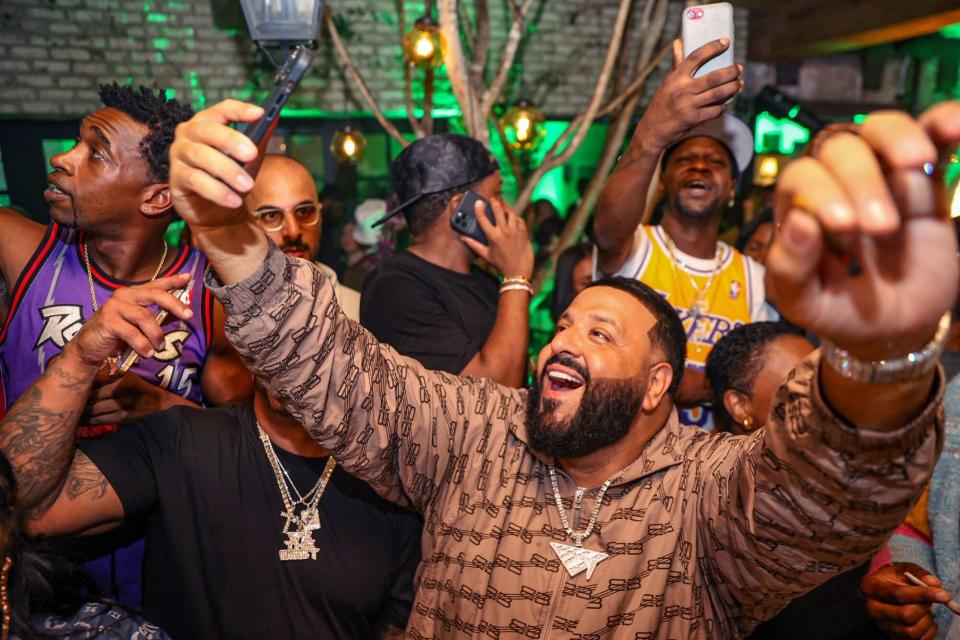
[550,541,608,580]
[300,508,321,531]
[279,528,319,561]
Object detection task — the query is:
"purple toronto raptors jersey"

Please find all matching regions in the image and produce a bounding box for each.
[0,223,214,425]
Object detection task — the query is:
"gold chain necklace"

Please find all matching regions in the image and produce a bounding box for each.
[256,421,336,562]
[82,238,168,312]
[662,231,722,319]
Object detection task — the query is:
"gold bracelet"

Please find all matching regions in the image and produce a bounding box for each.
[500,282,534,296]
[501,276,532,286]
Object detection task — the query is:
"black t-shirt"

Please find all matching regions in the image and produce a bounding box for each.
[79,404,422,640]
[360,251,499,374]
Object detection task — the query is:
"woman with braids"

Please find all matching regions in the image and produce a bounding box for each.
[705,321,814,434]
[0,450,168,639]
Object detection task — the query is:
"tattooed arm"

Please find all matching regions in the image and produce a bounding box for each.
[0,273,194,536]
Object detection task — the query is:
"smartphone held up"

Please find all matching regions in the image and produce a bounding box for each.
[681,2,734,80]
[238,45,315,146]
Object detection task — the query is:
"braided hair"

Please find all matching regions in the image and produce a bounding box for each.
[705,322,805,431]
[97,83,194,183]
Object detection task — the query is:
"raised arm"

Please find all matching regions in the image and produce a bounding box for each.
[169,101,527,510]
[459,198,533,387]
[0,273,194,536]
[697,103,960,633]
[594,39,742,274]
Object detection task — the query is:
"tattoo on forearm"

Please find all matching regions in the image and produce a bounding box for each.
[65,453,109,501]
[0,359,94,513]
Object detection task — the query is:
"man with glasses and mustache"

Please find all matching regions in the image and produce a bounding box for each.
[245,154,360,320]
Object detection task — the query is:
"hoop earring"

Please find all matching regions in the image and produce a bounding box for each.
[2,555,12,640]
[741,417,753,431]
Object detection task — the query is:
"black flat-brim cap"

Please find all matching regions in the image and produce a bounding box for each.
[373,133,499,227]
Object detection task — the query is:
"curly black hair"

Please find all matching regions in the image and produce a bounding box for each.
[97,83,194,183]
[705,321,805,431]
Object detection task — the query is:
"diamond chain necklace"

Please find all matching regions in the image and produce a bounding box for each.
[548,466,620,547]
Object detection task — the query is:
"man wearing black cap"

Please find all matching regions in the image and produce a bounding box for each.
[595,40,774,430]
[359,134,534,388]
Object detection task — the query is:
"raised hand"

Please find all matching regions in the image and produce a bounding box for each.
[168,99,264,233]
[635,38,743,151]
[460,197,534,280]
[767,104,960,361]
[861,563,951,640]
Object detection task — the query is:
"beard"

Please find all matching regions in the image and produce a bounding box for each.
[668,189,724,221]
[526,360,645,459]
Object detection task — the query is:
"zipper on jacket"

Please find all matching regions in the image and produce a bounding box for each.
[541,562,568,639]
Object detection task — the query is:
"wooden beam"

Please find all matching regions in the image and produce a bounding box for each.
[747,0,960,61]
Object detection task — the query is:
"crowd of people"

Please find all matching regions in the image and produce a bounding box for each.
[0,37,955,640]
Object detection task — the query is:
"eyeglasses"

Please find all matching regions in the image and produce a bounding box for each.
[252,202,321,232]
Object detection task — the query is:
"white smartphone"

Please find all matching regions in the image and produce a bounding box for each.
[681,3,734,79]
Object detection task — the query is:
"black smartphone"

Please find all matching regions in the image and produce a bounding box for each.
[238,45,314,144]
[451,191,496,245]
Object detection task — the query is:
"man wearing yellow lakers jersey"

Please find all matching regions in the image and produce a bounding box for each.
[595,39,773,428]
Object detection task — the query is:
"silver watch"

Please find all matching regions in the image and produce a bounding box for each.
[822,312,951,384]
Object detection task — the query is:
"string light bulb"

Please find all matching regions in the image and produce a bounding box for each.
[404,15,444,69]
[753,154,781,186]
[500,100,545,151]
[331,126,366,165]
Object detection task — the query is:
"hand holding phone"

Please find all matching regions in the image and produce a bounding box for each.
[454,194,534,280]
[681,3,734,80]
[451,191,496,245]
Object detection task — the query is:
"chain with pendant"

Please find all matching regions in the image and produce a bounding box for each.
[662,232,722,320]
[257,422,336,561]
[548,466,621,581]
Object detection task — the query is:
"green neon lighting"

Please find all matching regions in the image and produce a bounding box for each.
[940,23,960,39]
[152,38,170,49]
[852,113,867,124]
[279,107,462,119]
[147,13,167,22]
[0,195,10,207]
[164,88,176,100]
[143,3,150,10]
[155,52,165,63]
[754,111,810,154]
[787,105,801,118]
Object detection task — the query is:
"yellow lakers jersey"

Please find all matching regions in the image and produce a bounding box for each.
[611,225,771,428]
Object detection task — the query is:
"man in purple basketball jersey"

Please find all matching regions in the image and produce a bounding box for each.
[0,83,253,605]
[0,83,251,427]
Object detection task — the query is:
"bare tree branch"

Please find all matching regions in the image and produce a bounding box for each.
[422,68,436,135]
[480,0,537,117]
[325,11,409,147]
[470,0,490,96]
[513,0,635,213]
[532,0,670,292]
[396,0,427,138]
[438,0,487,143]
[492,116,525,201]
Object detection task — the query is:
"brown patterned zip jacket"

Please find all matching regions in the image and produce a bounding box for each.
[208,246,944,639]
